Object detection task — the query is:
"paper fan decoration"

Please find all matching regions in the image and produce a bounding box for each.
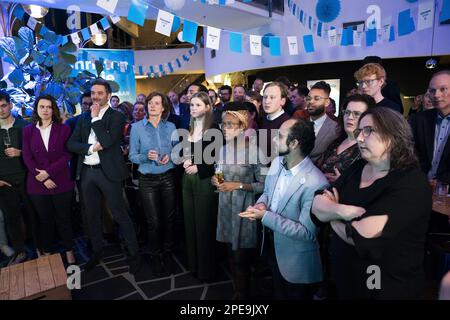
[405,0,418,3]
[315,0,341,23]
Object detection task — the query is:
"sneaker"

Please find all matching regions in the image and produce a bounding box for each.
[7,252,27,266]
[0,245,15,258]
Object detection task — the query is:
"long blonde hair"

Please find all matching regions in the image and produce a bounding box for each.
[188,92,214,135]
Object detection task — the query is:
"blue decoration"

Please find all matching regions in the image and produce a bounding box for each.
[262,33,274,48]
[441,0,450,24]
[182,20,198,45]
[303,35,315,53]
[398,9,415,36]
[405,0,418,2]
[229,32,242,53]
[269,37,281,56]
[171,16,181,32]
[315,0,341,23]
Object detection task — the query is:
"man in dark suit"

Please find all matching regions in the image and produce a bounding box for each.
[67,78,140,273]
[412,70,450,184]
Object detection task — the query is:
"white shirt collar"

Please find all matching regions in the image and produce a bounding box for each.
[267,109,285,121]
[310,113,327,126]
[280,156,306,177]
[98,105,110,119]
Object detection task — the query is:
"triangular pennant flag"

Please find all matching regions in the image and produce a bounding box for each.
[389,25,395,42]
[317,22,323,37]
[206,26,221,50]
[168,62,174,73]
[366,28,377,46]
[229,32,242,53]
[81,28,91,41]
[127,0,148,26]
[159,64,164,72]
[100,17,111,30]
[110,15,121,24]
[182,20,199,45]
[269,36,281,56]
[90,23,100,35]
[287,36,299,55]
[155,10,174,37]
[398,9,415,36]
[440,0,450,23]
[303,35,314,53]
[249,35,262,56]
[70,32,81,44]
[176,59,181,68]
[27,17,39,30]
[138,66,143,75]
[96,0,119,14]
[341,27,354,46]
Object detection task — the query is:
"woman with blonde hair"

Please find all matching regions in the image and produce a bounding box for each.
[182,91,220,281]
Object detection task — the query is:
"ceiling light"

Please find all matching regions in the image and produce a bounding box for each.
[91,31,107,46]
[22,5,49,19]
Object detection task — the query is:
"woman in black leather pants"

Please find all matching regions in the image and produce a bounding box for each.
[129,92,179,275]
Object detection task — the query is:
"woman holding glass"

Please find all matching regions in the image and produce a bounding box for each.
[312,107,432,299]
[212,109,266,299]
[129,92,178,275]
[182,92,220,281]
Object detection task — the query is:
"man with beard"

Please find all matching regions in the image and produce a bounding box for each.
[233,85,247,103]
[240,119,328,300]
[306,81,341,164]
[67,78,141,274]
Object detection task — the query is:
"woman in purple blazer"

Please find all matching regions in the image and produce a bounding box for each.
[22,95,75,264]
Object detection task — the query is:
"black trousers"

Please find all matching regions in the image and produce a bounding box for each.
[139,170,176,255]
[81,165,139,256]
[268,232,315,300]
[227,244,255,299]
[0,174,38,252]
[30,190,74,252]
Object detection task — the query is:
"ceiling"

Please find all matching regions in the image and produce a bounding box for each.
[11,0,278,32]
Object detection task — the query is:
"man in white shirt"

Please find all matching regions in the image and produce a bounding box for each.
[306,81,341,164]
[67,79,140,274]
[240,119,328,300]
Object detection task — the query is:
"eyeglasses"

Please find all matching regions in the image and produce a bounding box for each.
[354,126,376,138]
[428,87,449,96]
[343,110,363,118]
[305,96,328,102]
[219,122,241,129]
[356,79,379,87]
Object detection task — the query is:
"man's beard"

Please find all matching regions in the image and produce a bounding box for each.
[307,105,325,117]
[278,149,290,156]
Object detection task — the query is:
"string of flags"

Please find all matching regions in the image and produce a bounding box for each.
[12,5,121,46]
[133,38,203,78]
[287,0,447,50]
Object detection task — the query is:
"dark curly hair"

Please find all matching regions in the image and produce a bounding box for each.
[358,107,418,171]
[287,119,316,157]
[32,95,62,126]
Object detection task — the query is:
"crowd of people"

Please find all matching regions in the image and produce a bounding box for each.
[0,56,449,300]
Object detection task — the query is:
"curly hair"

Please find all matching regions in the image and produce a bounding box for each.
[354,63,387,88]
[358,107,418,171]
[287,119,316,157]
[32,95,62,126]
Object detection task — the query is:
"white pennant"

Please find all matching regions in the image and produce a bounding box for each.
[353,25,364,47]
[70,32,81,44]
[155,10,174,37]
[328,28,337,47]
[206,26,221,50]
[287,36,298,55]
[249,35,262,56]
[418,0,434,31]
[96,0,119,14]
[110,15,121,24]
[27,17,38,30]
[90,23,100,35]
[381,17,392,41]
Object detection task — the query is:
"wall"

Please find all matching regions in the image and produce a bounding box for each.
[203,0,450,77]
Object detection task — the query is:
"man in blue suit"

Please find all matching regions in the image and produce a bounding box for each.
[240,118,328,299]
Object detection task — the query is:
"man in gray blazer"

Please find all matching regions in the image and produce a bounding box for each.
[306,81,341,164]
[240,119,328,299]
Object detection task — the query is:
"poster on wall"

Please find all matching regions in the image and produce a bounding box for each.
[307,79,340,116]
[75,49,137,105]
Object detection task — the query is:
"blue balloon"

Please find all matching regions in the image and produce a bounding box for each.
[262,33,274,48]
[171,16,181,32]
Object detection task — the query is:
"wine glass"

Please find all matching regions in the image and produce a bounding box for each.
[3,135,11,149]
[214,163,224,193]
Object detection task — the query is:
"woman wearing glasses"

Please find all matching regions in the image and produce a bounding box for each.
[311,107,431,299]
[212,108,267,299]
[354,63,402,114]
[319,94,376,183]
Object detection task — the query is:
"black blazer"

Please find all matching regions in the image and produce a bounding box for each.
[411,109,450,184]
[67,108,127,182]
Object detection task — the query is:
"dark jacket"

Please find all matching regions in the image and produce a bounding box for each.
[67,108,128,182]
[411,108,450,184]
[0,117,28,178]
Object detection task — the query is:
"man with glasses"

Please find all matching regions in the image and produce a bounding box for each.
[354,63,402,114]
[306,81,341,164]
[412,70,450,185]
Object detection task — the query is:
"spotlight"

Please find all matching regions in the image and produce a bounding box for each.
[91,31,107,46]
[22,5,49,18]
[425,57,437,69]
